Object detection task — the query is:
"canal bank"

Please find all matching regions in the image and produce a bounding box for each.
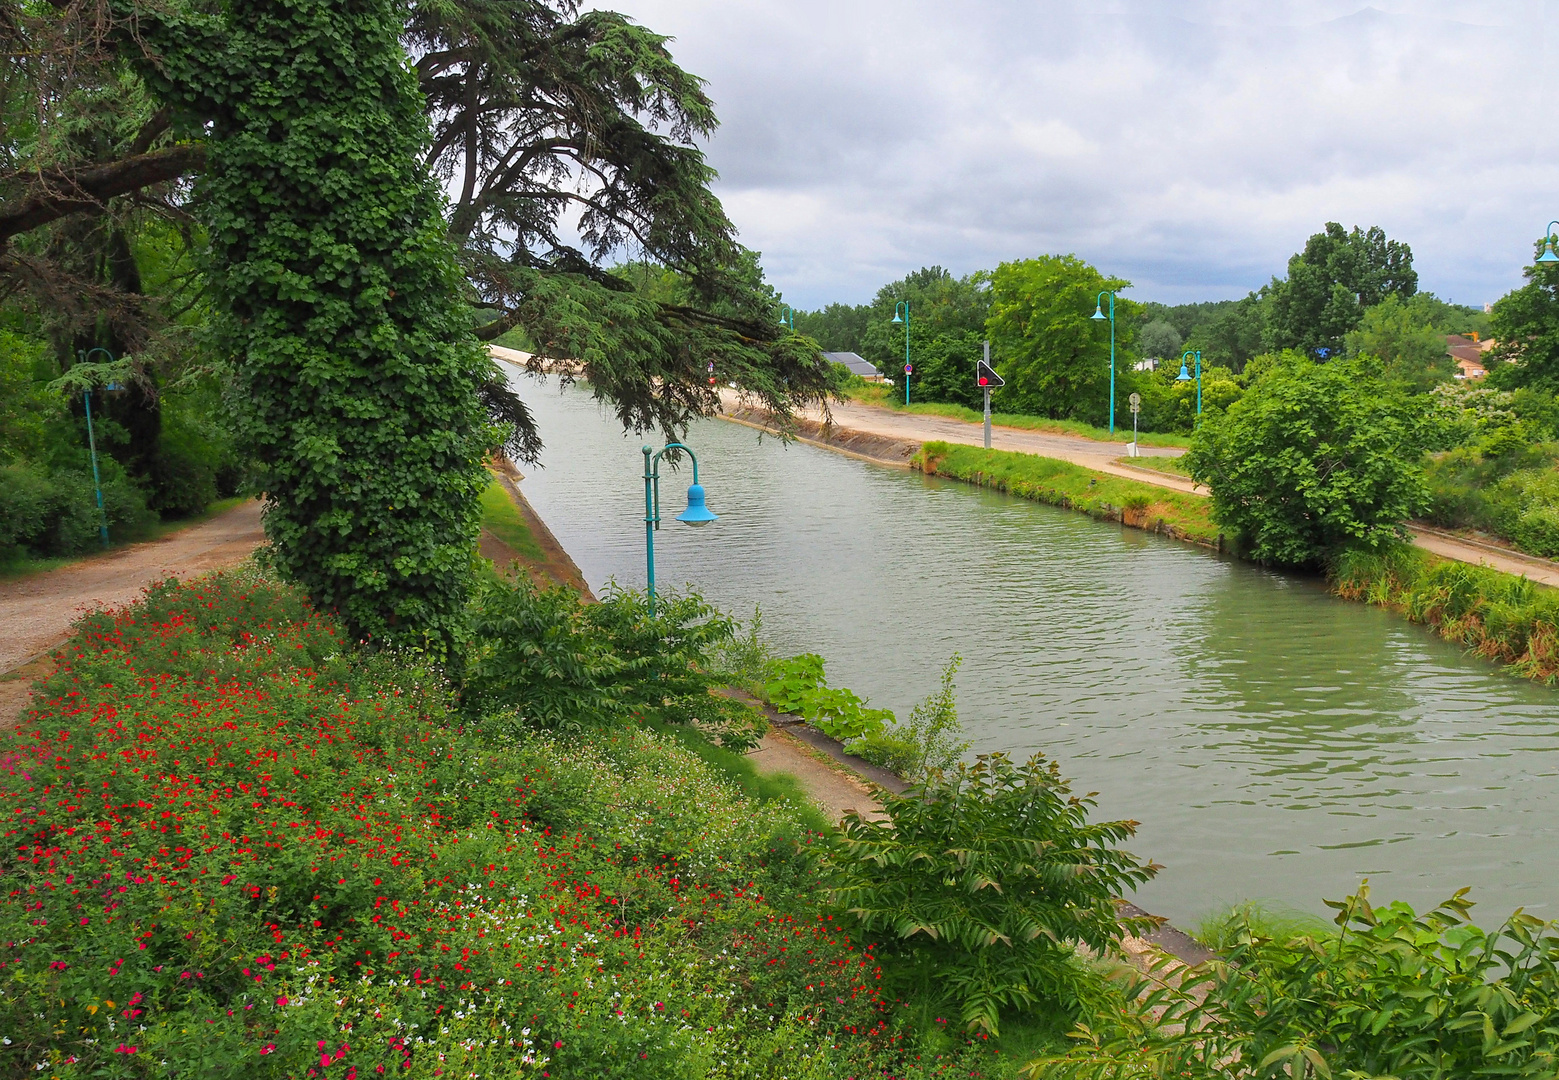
[505,371,1559,928]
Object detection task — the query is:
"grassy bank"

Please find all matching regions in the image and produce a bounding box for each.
[848,384,1191,448]
[916,440,1220,547]
[1333,544,1559,682]
[479,471,546,561]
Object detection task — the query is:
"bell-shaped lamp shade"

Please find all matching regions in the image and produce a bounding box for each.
[1176,362,1192,382]
[1091,305,1106,320]
[890,311,903,325]
[1539,240,1559,264]
[677,483,718,527]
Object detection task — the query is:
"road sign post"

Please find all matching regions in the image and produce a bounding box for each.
[1128,392,1142,456]
[976,341,1003,450]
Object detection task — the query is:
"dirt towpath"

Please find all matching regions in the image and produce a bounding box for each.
[0,500,267,727]
[746,395,1559,587]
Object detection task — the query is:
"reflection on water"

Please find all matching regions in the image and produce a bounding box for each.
[509,374,1559,925]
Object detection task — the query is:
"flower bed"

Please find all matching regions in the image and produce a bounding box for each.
[0,571,963,1078]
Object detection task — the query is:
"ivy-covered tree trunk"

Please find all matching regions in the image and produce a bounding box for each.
[141,0,492,648]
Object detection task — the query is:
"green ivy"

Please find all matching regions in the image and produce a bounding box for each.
[132,0,493,649]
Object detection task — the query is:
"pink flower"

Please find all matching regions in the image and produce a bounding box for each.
[259,1044,276,1055]
[112,1044,137,1055]
[221,874,237,885]
[276,995,289,1006]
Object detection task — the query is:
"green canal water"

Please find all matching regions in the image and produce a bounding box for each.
[511,376,1559,927]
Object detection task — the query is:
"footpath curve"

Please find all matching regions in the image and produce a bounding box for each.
[733,395,1559,588]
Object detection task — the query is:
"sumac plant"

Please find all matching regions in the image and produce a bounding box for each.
[134,0,494,649]
[824,753,1160,1036]
[1030,883,1559,1080]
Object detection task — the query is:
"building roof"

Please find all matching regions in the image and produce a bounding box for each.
[822,351,881,378]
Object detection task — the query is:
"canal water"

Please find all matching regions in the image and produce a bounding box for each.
[509,374,1559,927]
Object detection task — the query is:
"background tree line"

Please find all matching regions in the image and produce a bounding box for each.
[794,222,1491,437]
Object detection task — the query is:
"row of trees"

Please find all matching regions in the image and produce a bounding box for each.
[795,224,1489,435]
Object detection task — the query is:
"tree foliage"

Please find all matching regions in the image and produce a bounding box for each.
[1263,222,1418,359]
[1489,253,1559,394]
[1186,355,1429,567]
[129,0,494,649]
[1345,294,1455,391]
[986,255,1136,424]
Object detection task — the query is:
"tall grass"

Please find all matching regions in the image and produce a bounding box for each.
[916,441,1219,547]
[1332,544,1559,682]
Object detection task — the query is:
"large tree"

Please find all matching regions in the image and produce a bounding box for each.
[985,255,1135,425]
[1262,223,1417,359]
[1186,354,1429,567]
[0,0,834,448]
[2,0,834,645]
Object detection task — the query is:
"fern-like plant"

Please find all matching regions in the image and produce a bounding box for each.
[823,752,1160,1035]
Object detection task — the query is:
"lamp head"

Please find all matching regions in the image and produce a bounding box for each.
[677,483,717,527]
[1091,305,1105,321]
[1176,361,1192,382]
[891,311,903,325]
[1539,239,1559,264]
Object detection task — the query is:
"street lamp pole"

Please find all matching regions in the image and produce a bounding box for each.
[891,301,911,406]
[1175,349,1203,416]
[779,305,795,330]
[642,442,718,617]
[1091,291,1117,435]
[76,346,115,549]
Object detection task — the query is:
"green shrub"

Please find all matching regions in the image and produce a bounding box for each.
[763,652,826,712]
[1187,355,1429,567]
[762,653,893,741]
[824,752,1160,1036]
[0,460,157,560]
[464,574,761,746]
[1029,884,1559,1080]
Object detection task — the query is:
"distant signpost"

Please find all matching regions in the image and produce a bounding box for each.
[1128,393,1142,456]
[976,342,1002,449]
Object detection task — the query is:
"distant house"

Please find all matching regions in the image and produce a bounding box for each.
[1133,358,1158,372]
[1446,334,1494,380]
[823,351,884,381]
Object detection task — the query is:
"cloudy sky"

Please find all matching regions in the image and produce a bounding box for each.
[601,1,1557,310]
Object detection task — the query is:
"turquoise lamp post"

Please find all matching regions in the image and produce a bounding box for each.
[779,305,795,329]
[1537,221,1559,264]
[76,346,115,549]
[891,301,911,405]
[642,442,718,617]
[1091,290,1118,434]
[1175,349,1203,416]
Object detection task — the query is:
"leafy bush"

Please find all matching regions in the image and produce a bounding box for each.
[848,655,971,782]
[1029,884,1559,1080]
[824,753,1160,1036]
[763,652,827,713]
[762,653,894,741]
[465,573,763,746]
[1187,354,1429,567]
[0,460,157,561]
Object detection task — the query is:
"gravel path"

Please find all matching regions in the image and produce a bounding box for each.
[777,397,1559,586]
[0,500,266,728]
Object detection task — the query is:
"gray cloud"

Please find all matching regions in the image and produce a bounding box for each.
[606,1,1557,308]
